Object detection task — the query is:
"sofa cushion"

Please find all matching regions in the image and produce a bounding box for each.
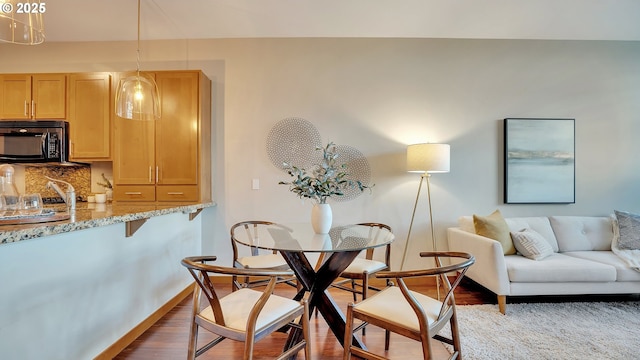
[614,210,640,250]
[473,210,516,255]
[511,228,554,260]
[563,251,640,282]
[549,216,614,252]
[505,253,617,283]
[505,217,559,252]
[610,214,640,271]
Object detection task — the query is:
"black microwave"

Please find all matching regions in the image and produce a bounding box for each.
[0,121,69,164]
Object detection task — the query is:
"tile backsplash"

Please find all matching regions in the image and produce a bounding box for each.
[25,165,91,200]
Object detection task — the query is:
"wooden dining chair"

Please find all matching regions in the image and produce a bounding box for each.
[331,223,392,299]
[181,255,310,360]
[326,222,392,333]
[230,221,298,291]
[343,251,475,360]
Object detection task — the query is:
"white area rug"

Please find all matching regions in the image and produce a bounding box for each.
[447,301,640,360]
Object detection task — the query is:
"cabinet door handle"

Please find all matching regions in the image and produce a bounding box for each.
[148,166,152,183]
[156,166,159,183]
[31,100,35,118]
[125,192,143,195]
[24,100,28,117]
[167,192,184,195]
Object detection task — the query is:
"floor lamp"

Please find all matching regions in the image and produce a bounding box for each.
[400,143,450,297]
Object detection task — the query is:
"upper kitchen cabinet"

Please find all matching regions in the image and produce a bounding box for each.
[67,73,111,161]
[113,70,212,203]
[0,74,67,119]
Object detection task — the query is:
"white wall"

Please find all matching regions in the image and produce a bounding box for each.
[0,211,202,359]
[2,38,639,271]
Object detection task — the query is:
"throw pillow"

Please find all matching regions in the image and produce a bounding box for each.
[614,210,640,250]
[473,210,516,255]
[511,228,554,260]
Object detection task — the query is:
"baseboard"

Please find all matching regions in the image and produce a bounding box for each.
[94,283,194,360]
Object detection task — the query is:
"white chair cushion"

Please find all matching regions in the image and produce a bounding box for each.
[343,258,387,274]
[237,253,288,269]
[199,288,301,332]
[352,286,443,332]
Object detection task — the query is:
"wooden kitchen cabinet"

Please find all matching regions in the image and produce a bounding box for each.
[67,73,111,160]
[0,74,67,119]
[113,70,211,203]
[155,72,200,185]
[112,184,156,202]
[112,109,155,186]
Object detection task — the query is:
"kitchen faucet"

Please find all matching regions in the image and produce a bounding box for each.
[45,176,76,210]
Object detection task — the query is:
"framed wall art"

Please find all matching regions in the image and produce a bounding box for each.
[504,118,575,204]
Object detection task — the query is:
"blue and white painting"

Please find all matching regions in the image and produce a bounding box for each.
[504,118,575,204]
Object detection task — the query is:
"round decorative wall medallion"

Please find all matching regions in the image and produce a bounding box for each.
[266,117,322,172]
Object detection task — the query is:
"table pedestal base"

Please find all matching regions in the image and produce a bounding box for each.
[280,250,366,355]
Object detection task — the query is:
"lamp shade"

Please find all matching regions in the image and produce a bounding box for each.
[0,1,45,45]
[406,143,450,173]
[113,0,161,121]
[115,72,161,121]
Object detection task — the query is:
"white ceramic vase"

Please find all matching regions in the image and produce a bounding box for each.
[311,203,332,234]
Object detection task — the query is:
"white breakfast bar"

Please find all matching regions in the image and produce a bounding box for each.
[0,201,214,360]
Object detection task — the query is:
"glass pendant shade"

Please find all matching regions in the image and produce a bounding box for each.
[114,0,160,121]
[0,1,45,45]
[115,71,160,121]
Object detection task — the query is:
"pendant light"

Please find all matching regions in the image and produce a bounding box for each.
[0,0,45,45]
[115,0,160,121]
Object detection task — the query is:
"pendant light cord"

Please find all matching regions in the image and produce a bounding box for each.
[136,0,141,74]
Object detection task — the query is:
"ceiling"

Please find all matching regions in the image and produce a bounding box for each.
[41,0,640,42]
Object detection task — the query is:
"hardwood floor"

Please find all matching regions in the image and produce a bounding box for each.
[114,278,495,359]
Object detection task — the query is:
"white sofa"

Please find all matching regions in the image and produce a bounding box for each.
[447,215,640,314]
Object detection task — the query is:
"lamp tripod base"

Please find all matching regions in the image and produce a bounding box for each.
[400,173,442,300]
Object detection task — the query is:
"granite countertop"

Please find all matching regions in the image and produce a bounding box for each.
[0,201,214,244]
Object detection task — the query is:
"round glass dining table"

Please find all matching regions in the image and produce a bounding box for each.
[232,222,395,353]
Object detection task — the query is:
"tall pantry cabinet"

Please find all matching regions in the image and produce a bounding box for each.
[112,70,212,202]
